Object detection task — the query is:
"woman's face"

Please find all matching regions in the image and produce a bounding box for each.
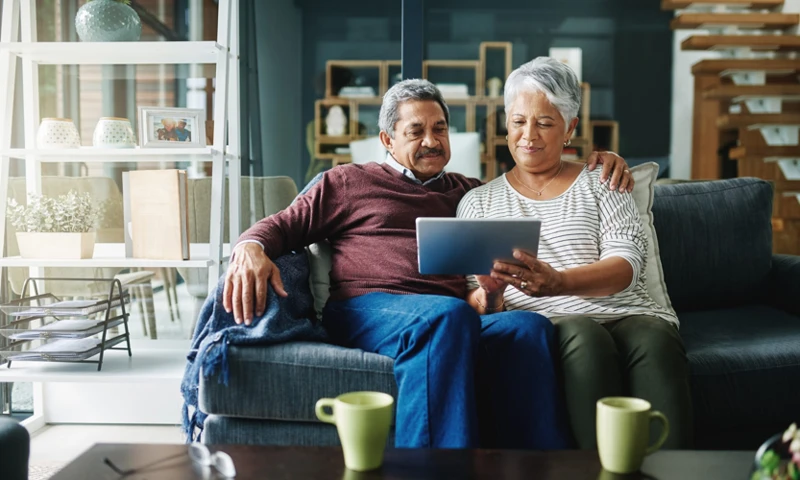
[506,90,578,170]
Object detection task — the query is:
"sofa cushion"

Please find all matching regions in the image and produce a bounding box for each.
[199,342,396,422]
[630,163,674,312]
[652,178,773,312]
[680,305,800,437]
[203,415,396,447]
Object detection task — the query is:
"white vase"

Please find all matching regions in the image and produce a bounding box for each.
[325,106,348,136]
[75,0,142,42]
[16,232,96,259]
[93,117,135,148]
[36,118,81,149]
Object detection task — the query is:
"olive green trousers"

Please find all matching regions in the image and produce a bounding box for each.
[554,315,693,449]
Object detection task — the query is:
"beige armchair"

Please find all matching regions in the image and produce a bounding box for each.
[178,176,299,322]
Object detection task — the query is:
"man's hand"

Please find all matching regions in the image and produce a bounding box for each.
[223,243,288,325]
[475,274,506,296]
[586,151,634,193]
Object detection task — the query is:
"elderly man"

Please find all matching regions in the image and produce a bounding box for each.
[224,79,633,449]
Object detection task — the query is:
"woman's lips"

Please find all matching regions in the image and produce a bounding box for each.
[518,145,543,154]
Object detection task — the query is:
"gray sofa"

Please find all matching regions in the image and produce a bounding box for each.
[199,177,800,450]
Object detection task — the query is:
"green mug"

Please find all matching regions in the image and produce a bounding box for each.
[315,391,394,471]
[596,397,669,474]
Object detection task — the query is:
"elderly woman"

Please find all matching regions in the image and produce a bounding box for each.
[456,57,692,449]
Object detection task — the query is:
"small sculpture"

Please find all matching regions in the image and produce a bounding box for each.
[325,106,348,136]
[487,77,503,98]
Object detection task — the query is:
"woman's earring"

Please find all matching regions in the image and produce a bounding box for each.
[505,135,508,140]
[563,139,571,147]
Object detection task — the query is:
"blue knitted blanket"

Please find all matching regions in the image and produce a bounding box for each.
[180,175,328,441]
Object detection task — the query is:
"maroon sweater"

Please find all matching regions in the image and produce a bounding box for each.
[237,162,482,302]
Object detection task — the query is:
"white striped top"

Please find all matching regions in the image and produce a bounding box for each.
[457,166,678,326]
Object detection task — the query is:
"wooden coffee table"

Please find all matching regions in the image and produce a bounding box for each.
[50,443,754,479]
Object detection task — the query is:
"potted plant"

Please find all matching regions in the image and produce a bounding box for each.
[95,196,124,243]
[752,422,800,479]
[7,190,99,259]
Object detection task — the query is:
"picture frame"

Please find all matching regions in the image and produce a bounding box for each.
[137,106,206,148]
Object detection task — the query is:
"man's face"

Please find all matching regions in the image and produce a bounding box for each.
[379,100,451,182]
[178,121,186,129]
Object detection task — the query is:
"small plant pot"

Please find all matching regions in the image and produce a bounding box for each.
[16,232,96,259]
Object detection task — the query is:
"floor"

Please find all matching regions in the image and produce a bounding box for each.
[10,276,198,412]
[28,424,184,479]
[3,274,200,478]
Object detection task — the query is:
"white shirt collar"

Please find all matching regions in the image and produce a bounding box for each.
[384,154,445,185]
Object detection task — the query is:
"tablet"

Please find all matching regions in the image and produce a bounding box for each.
[416,218,541,275]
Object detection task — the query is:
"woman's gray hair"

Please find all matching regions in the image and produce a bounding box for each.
[504,57,581,126]
[379,79,450,138]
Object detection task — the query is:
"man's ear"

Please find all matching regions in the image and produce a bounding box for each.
[379,130,393,155]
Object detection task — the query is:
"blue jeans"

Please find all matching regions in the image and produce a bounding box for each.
[323,293,571,449]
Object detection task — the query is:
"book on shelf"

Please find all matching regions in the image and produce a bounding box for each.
[124,169,190,260]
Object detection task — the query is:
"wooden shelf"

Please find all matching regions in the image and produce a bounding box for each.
[314,43,600,181]
[663,0,783,9]
[702,84,800,100]
[0,41,221,65]
[682,35,800,52]
[717,113,800,129]
[671,13,799,30]
[316,136,352,144]
[692,59,800,75]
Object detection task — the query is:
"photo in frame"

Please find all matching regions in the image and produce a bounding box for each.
[138,107,206,148]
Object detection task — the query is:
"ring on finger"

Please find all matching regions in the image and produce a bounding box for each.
[624,169,630,174]
[520,280,528,290]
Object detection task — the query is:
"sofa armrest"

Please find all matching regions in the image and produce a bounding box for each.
[767,254,800,316]
[0,417,29,480]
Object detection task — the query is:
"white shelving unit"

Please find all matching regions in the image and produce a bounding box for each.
[0,147,222,163]
[0,0,242,431]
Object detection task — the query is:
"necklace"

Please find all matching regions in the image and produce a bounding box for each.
[511,162,565,196]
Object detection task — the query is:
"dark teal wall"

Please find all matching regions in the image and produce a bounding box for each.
[289,0,673,176]
[251,0,304,184]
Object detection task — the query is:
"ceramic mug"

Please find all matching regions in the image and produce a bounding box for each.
[93,117,135,148]
[315,391,394,471]
[596,397,669,474]
[36,118,81,149]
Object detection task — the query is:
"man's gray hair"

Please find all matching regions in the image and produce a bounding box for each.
[504,57,581,128]
[379,79,450,138]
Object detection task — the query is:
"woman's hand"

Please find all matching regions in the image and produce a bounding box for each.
[586,151,634,193]
[490,250,566,297]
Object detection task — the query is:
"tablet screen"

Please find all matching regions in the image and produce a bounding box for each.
[416,218,541,275]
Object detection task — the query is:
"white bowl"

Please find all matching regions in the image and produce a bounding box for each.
[36,118,81,149]
[93,117,136,148]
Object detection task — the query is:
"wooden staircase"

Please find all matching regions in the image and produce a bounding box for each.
[681,35,800,51]
[671,13,800,30]
[663,0,784,8]
[717,113,800,129]
[666,0,800,254]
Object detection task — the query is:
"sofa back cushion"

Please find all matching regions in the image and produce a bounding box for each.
[652,177,773,312]
[629,163,674,312]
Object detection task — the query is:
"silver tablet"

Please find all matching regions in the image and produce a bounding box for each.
[416,218,541,275]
